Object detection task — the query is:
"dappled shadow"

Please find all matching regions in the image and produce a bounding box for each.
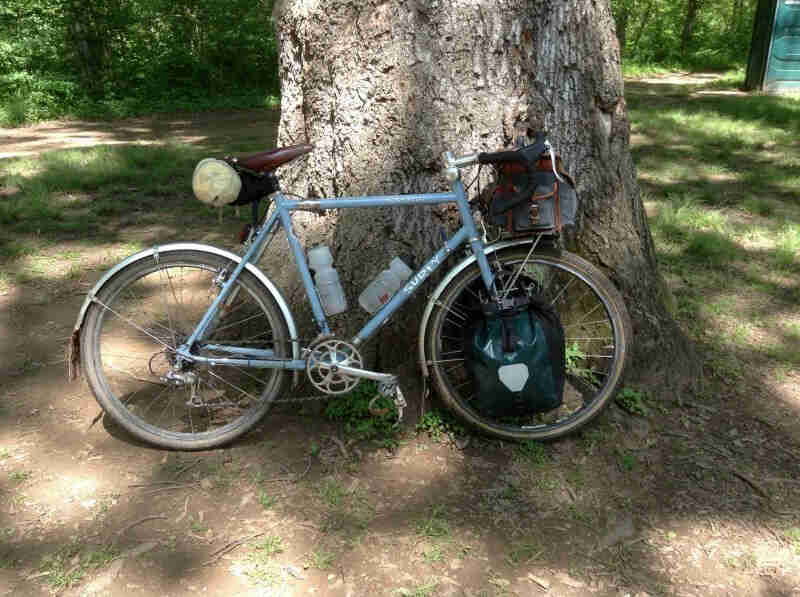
[626,90,799,230]
[0,109,279,160]
[1,98,799,594]
[1,213,799,595]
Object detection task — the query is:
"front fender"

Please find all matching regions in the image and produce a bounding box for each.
[71,242,299,361]
[417,238,541,378]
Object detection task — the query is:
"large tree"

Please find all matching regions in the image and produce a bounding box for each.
[272,0,689,385]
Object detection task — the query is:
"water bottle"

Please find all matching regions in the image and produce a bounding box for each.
[358,257,413,313]
[308,246,347,316]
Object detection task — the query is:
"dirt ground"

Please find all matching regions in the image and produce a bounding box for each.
[1,91,799,597]
[0,110,280,160]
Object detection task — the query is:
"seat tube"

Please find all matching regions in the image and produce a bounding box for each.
[453,179,495,295]
[275,195,331,335]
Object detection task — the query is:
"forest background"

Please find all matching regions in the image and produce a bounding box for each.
[0,0,759,126]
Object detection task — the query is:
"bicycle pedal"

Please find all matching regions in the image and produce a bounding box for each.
[368,384,406,425]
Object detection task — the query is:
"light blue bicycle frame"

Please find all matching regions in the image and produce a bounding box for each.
[174,177,497,372]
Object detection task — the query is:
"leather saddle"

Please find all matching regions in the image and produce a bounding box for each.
[236,144,313,172]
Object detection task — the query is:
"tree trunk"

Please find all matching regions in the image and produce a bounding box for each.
[617,5,630,54]
[681,0,702,55]
[631,0,656,52]
[272,0,692,386]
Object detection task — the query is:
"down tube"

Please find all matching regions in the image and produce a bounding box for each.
[354,227,469,345]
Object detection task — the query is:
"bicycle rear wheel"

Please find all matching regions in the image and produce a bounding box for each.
[80,249,290,450]
[425,248,631,441]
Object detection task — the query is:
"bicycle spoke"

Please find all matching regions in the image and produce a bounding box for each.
[107,363,166,386]
[94,298,174,351]
[212,314,267,338]
[564,320,612,328]
[159,267,180,347]
[207,370,260,404]
[548,276,577,307]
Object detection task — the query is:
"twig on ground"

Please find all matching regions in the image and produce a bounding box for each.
[173,460,201,478]
[330,435,349,459]
[140,483,197,496]
[117,515,167,537]
[193,521,281,569]
[87,410,104,430]
[729,469,794,516]
[260,458,312,484]
[175,496,190,524]
[128,481,186,488]
[682,401,718,413]
[294,457,312,482]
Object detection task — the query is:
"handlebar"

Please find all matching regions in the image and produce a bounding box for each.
[441,132,553,182]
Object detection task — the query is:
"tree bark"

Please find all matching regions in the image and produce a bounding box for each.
[681,0,702,55]
[272,0,692,385]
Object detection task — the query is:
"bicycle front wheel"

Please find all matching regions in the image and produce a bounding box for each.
[425,248,631,441]
[80,249,290,450]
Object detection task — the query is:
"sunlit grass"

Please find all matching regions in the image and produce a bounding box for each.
[0,144,226,241]
[631,79,800,381]
[775,223,800,270]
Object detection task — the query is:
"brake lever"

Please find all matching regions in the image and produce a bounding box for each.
[544,140,565,183]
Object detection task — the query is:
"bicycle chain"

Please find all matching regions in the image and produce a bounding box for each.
[273,393,330,404]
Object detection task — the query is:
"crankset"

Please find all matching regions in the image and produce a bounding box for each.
[305,338,364,395]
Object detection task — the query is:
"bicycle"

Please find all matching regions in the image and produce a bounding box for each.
[69,134,632,450]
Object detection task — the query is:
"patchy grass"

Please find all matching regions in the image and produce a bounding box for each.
[616,387,649,416]
[514,440,548,465]
[37,543,118,590]
[505,540,542,565]
[1,81,799,597]
[415,505,451,539]
[241,535,285,587]
[306,547,335,570]
[8,470,32,483]
[629,76,800,386]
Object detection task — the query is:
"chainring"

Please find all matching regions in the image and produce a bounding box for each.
[305,338,363,395]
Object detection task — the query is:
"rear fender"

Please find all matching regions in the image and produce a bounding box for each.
[68,243,299,382]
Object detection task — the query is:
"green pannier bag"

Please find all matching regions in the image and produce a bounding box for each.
[464,298,565,417]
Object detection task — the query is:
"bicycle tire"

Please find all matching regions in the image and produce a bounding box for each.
[425,248,631,441]
[80,249,290,450]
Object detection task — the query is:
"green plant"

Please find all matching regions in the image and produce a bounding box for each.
[308,547,335,569]
[565,341,600,385]
[422,543,445,563]
[245,536,284,586]
[786,527,800,555]
[415,505,451,539]
[516,440,547,465]
[9,470,31,483]
[396,579,439,597]
[253,535,284,557]
[616,448,637,472]
[415,409,465,440]
[259,491,276,510]
[0,92,29,127]
[324,381,398,443]
[775,223,800,270]
[616,387,648,416]
[0,552,19,569]
[318,478,347,508]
